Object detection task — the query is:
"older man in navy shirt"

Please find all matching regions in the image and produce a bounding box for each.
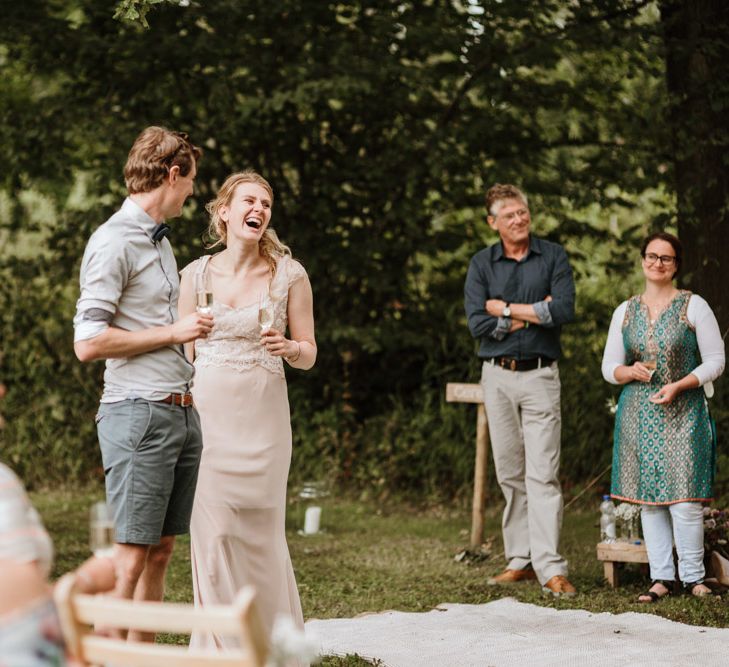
[464,183,576,597]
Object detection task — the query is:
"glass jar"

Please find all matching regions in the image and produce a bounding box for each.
[298,481,328,535]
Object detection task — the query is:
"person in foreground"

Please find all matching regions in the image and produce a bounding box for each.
[73,127,213,638]
[179,171,316,648]
[601,231,724,602]
[0,462,116,665]
[464,183,577,597]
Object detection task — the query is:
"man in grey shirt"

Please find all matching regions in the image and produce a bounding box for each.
[464,183,576,597]
[74,127,213,638]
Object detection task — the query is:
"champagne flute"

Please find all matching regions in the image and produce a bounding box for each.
[195,271,213,314]
[642,351,657,380]
[258,293,274,332]
[89,501,116,557]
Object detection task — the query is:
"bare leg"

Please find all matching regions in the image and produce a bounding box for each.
[129,535,176,642]
[109,543,149,639]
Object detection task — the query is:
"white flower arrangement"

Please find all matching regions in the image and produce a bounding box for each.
[614,502,641,522]
[613,502,642,540]
[605,397,618,415]
[268,615,320,667]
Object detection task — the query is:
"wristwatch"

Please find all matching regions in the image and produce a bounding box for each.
[502,302,511,318]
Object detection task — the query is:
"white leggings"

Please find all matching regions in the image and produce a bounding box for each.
[640,502,705,584]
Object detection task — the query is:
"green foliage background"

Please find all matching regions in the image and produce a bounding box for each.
[1,1,727,501]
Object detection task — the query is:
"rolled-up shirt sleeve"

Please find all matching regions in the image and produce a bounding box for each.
[543,245,575,327]
[465,255,499,339]
[74,235,128,342]
[491,317,512,341]
[533,300,553,326]
[601,301,628,384]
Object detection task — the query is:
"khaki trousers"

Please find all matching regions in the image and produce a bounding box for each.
[480,361,567,584]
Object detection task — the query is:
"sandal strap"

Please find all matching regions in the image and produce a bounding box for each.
[684,580,711,596]
[638,581,673,603]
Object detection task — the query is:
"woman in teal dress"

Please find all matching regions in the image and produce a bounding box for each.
[602,232,725,602]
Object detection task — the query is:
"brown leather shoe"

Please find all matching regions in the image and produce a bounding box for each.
[487,567,537,585]
[542,574,576,597]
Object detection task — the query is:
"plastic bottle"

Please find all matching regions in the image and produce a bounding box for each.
[599,495,616,543]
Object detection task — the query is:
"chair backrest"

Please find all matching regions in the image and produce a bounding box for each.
[53,573,268,667]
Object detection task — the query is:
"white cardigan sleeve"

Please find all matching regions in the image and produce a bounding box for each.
[601,301,629,385]
[688,294,725,386]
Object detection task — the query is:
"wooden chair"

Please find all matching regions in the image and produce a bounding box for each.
[53,573,268,667]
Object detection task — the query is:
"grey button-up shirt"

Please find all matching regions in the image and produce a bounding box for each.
[464,236,575,360]
[74,198,194,402]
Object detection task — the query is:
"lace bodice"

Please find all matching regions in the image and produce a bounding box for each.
[184,254,307,377]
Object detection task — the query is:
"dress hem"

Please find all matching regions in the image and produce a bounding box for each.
[610,493,713,506]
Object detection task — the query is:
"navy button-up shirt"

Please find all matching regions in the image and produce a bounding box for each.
[464,236,575,360]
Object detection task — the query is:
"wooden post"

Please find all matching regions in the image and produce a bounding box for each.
[472,404,488,550]
[446,382,489,551]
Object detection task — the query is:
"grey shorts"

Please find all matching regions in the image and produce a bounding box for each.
[96,398,203,545]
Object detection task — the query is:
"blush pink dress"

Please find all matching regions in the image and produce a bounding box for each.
[184,254,306,649]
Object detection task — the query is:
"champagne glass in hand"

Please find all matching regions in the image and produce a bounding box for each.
[89,501,115,557]
[641,351,657,381]
[194,271,213,314]
[258,293,274,333]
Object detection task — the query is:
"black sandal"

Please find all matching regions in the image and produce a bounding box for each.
[684,581,712,598]
[638,579,674,603]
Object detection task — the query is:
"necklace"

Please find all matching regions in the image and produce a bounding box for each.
[642,291,678,322]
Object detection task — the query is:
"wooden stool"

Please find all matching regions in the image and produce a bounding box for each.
[596,540,649,588]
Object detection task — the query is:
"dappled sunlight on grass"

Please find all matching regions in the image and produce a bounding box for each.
[31,489,729,665]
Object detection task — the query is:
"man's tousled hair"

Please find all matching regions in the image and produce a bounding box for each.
[124,126,202,194]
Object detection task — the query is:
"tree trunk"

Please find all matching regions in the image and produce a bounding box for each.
[661,0,729,333]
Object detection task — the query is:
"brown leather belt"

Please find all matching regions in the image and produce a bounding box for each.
[158,392,194,407]
[487,356,554,372]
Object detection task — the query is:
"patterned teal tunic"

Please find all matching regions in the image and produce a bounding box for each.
[611,291,714,505]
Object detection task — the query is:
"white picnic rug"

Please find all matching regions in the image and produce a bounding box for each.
[305,597,728,666]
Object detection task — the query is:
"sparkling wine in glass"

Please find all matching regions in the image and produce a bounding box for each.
[89,501,116,557]
[643,352,657,380]
[194,271,213,314]
[258,294,274,332]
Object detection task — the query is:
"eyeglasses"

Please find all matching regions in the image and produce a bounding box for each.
[497,208,529,223]
[642,253,676,267]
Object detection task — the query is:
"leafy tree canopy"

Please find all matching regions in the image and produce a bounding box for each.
[2,1,726,498]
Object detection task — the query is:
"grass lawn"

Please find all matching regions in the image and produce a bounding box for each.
[34,486,729,666]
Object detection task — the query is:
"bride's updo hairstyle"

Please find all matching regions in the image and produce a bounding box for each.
[206,171,291,276]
